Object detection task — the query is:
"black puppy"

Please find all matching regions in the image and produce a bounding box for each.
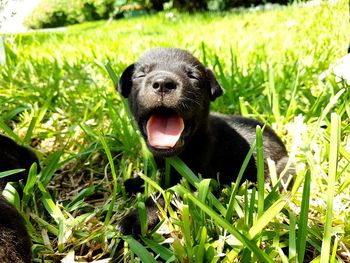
[0,134,39,262]
[117,48,290,234]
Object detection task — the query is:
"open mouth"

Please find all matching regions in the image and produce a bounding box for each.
[142,108,186,154]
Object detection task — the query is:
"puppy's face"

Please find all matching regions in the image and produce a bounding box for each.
[117,48,223,157]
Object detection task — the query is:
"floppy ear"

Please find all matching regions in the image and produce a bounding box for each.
[117,64,135,98]
[206,69,223,101]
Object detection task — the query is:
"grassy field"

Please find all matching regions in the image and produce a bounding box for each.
[0,0,350,262]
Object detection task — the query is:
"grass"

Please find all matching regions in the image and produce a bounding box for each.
[0,0,350,262]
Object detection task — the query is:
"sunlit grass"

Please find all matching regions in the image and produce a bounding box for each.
[0,0,349,262]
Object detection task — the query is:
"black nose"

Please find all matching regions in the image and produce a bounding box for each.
[152,77,177,93]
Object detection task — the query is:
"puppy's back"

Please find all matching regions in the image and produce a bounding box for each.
[210,113,290,179]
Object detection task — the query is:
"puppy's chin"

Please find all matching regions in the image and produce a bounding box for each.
[147,139,185,158]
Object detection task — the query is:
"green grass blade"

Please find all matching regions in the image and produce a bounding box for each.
[330,237,339,263]
[104,61,119,86]
[198,178,211,204]
[289,210,297,261]
[38,181,65,223]
[248,193,290,238]
[312,89,345,139]
[320,113,340,263]
[137,197,148,236]
[40,150,63,187]
[198,179,211,221]
[338,145,350,193]
[0,119,21,142]
[196,226,207,263]
[239,97,249,115]
[285,65,300,120]
[99,133,118,225]
[256,125,264,218]
[104,61,137,130]
[2,183,21,210]
[65,185,97,211]
[24,116,38,144]
[22,163,38,206]
[167,156,200,185]
[226,141,256,221]
[268,63,281,123]
[30,213,59,236]
[297,170,311,263]
[200,41,207,66]
[181,201,193,260]
[123,236,158,263]
[248,187,256,227]
[57,219,65,252]
[139,173,163,194]
[141,237,175,261]
[0,169,25,179]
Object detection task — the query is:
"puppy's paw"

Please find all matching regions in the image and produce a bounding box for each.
[124,177,144,196]
[118,195,165,235]
[118,208,141,235]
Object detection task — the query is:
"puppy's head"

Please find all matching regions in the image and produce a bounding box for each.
[117,48,223,157]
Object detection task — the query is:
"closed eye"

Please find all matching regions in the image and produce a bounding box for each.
[184,65,201,81]
[134,73,146,79]
[187,73,200,81]
[134,64,152,79]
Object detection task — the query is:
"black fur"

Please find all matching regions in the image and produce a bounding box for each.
[0,134,39,262]
[116,48,291,235]
[0,134,40,189]
[0,196,32,263]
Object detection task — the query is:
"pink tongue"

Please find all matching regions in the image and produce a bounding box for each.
[146,114,184,149]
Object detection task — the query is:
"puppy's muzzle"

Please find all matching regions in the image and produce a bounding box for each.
[151,74,179,94]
